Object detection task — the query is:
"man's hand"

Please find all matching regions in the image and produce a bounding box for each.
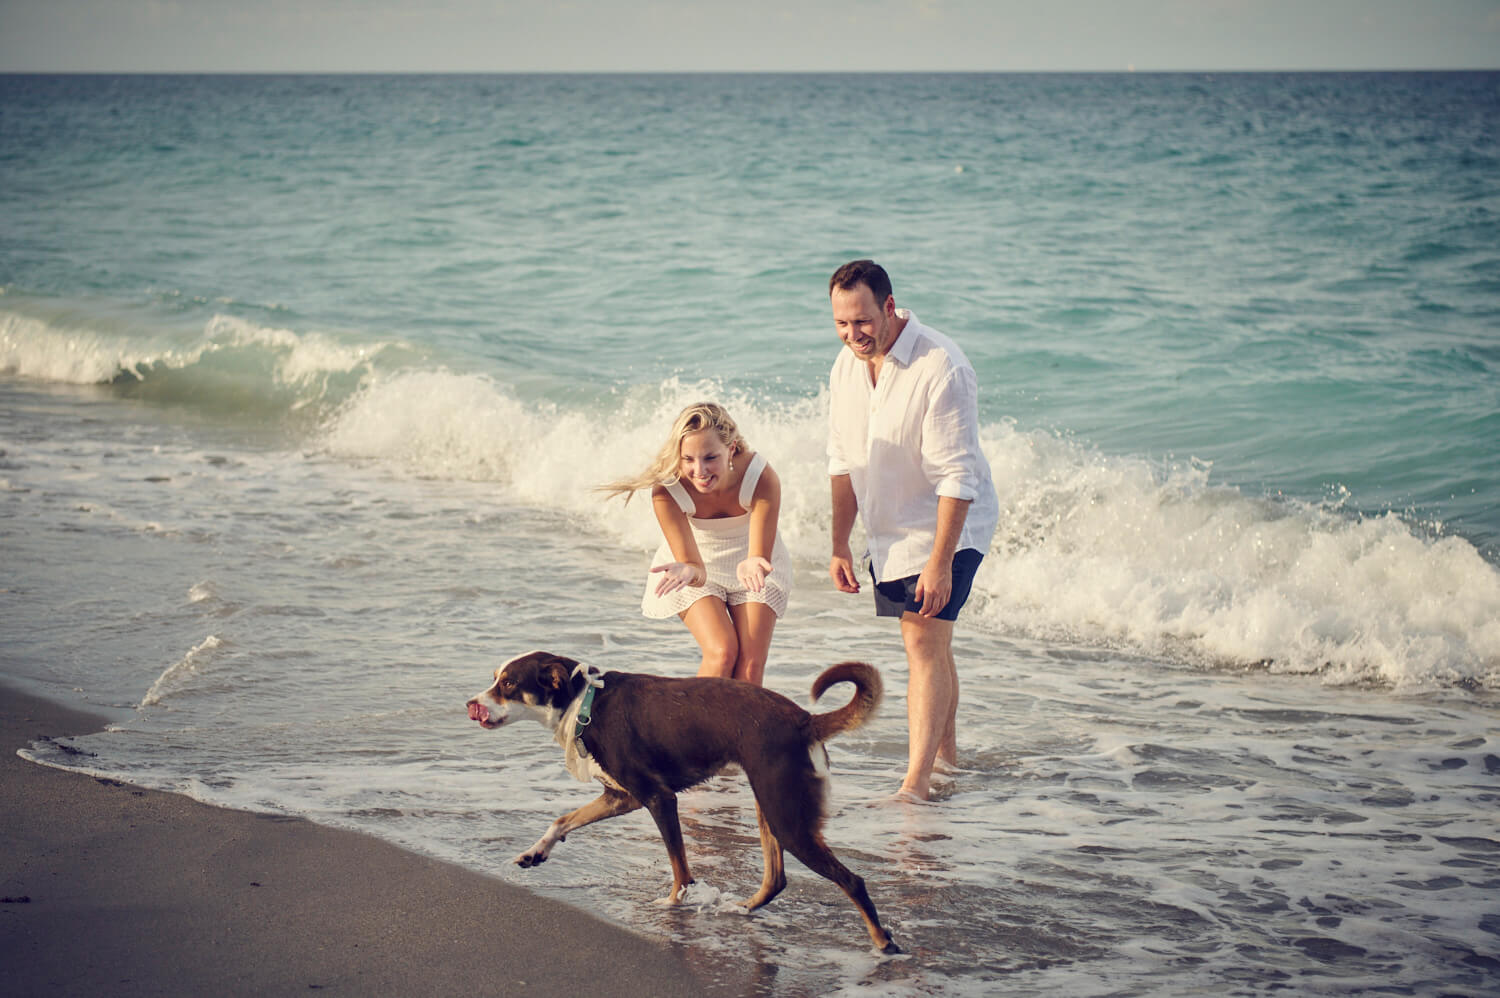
[829,543,861,593]
[913,559,953,617]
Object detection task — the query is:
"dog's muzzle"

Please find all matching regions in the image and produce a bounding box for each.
[467,699,504,728]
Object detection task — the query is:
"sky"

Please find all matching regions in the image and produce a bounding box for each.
[0,0,1497,73]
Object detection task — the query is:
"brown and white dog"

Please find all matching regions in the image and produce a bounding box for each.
[466,650,898,954]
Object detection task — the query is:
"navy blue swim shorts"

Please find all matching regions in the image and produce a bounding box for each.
[871,548,984,621]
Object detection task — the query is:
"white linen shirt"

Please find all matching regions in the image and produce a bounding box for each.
[827,309,1000,583]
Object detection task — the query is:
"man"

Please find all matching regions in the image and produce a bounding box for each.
[825,259,999,801]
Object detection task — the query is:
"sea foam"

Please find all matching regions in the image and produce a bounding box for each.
[0,310,155,384]
[140,635,223,708]
[315,370,1500,689]
[0,307,395,411]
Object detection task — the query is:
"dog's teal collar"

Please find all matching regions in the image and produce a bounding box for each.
[571,665,604,742]
[574,684,597,740]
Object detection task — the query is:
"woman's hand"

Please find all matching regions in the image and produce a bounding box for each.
[651,561,702,596]
[736,556,773,593]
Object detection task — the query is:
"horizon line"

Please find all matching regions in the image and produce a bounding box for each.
[3,67,1498,76]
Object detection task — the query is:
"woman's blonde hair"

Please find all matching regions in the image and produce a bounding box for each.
[599,402,747,503]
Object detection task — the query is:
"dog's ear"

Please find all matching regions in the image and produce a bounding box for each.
[542,661,572,692]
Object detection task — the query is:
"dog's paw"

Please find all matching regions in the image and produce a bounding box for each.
[513,850,549,868]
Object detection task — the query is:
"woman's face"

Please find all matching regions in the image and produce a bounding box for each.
[678,428,731,493]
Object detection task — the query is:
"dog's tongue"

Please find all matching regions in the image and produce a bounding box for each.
[468,702,488,724]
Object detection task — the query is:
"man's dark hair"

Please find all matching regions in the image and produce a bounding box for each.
[829,259,893,303]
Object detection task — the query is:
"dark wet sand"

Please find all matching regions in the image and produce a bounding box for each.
[0,683,757,997]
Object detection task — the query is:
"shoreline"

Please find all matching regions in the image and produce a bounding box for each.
[0,682,754,997]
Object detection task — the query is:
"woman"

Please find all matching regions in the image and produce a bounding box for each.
[601,402,792,685]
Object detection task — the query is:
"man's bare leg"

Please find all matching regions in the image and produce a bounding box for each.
[899,613,959,799]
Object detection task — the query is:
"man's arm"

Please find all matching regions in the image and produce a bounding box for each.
[914,495,971,616]
[913,358,986,615]
[828,473,862,593]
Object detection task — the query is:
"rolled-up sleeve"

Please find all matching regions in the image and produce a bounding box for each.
[921,366,983,501]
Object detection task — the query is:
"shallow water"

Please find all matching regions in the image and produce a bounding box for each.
[3,376,1495,995]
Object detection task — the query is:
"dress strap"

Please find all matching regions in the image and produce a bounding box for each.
[663,479,696,516]
[737,452,767,509]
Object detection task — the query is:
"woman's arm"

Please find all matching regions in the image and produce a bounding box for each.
[650,485,706,594]
[738,463,782,593]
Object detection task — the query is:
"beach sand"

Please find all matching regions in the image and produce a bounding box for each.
[0,683,755,997]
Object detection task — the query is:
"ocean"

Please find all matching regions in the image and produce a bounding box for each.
[2,72,1497,995]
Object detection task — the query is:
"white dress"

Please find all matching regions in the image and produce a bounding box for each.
[640,452,793,619]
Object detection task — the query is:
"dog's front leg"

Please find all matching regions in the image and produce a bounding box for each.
[641,792,695,902]
[515,787,640,868]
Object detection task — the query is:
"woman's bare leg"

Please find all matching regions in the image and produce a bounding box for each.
[679,597,738,677]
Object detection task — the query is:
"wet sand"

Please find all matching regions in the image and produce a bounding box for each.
[0,682,753,997]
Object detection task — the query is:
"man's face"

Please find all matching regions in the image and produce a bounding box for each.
[831,283,897,361]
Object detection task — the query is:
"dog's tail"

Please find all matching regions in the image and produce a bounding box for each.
[809,662,883,742]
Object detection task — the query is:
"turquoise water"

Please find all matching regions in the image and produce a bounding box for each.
[5,73,1497,547]
[3,73,1498,994]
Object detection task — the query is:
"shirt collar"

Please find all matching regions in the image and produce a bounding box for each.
[885,309,920,367]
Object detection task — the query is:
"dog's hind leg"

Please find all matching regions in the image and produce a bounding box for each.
[749,756,898,951]
[515,786,640,868]
[740,803,786,911]
[778,827,900,955]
